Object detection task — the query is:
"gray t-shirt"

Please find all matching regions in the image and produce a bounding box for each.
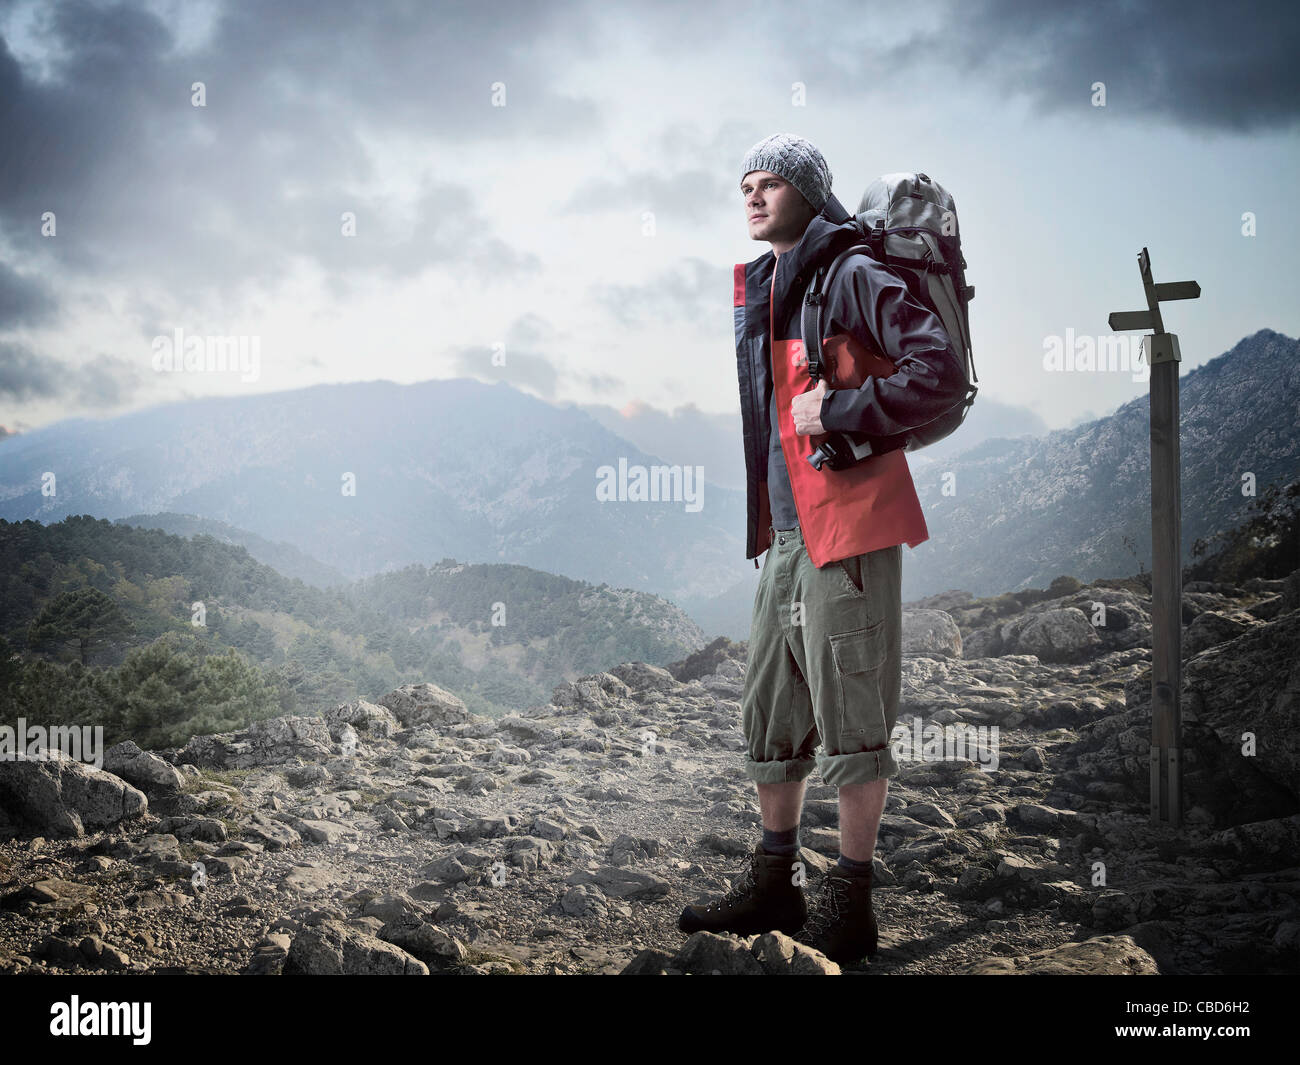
[767,386,799,530]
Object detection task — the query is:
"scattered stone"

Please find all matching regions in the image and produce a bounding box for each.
[903,802,957,829]
[377,912,466,966]
[750,931,841,975]
[284,919,428,975]
[669,931,764,975]
[566,866,671,900]
[0,569,1293,976]
[280,864,339,897]
[956,934,1160,975]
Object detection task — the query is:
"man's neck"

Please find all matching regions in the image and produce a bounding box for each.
[771,218,814,257]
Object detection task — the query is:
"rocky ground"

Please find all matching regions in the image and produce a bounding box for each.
[1,571,1297,976]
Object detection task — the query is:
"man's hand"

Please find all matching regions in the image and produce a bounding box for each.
[792,379,828,435]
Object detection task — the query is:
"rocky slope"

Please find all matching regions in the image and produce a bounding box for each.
[1,568,1297,976]
[906,328,1300,598]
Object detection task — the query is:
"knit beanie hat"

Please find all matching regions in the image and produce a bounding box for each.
[741,133,833,213]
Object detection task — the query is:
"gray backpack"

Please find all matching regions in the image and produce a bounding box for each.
[802,173,978,470]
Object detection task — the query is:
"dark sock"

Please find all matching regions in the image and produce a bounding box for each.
[761,825,799,856]
[836,853,873,877]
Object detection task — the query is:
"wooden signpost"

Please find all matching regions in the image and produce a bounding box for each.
[1108,247,1201,827]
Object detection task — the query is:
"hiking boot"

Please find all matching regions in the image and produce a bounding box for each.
[677,843,806,937]
[795,864,878,964]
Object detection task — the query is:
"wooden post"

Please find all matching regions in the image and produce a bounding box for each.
[1108,248,1200,828]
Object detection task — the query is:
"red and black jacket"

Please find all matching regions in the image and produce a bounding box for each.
[733,196,970,568]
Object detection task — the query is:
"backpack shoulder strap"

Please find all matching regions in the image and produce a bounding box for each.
[801,243,874,385]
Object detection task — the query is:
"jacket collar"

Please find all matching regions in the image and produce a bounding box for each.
[745,193,859,309]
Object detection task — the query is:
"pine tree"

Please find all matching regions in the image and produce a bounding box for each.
[27,588,133,665]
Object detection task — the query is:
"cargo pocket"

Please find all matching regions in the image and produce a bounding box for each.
[827,620,888,751]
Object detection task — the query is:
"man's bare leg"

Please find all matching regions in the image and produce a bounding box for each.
[757,780,806,833]
[838,778,889,862]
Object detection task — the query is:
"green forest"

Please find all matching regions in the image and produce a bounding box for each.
[0,516,702,751]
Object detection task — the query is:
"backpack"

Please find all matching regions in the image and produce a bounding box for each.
[801,173,978,470]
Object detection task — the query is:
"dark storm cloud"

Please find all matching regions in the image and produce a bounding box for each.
[468,0,1297,238]
[0,339,138,405]
[0,0,1289,318]
[0,260,57,327]
[0,0,601,304]
[0,340,61,400]
[878,0,1300,134]
[619,0,1298,135]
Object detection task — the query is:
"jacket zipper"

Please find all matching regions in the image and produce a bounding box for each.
[770,265,812,554]
[742,262,764,567]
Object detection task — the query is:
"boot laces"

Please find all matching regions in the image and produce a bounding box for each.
[802,874,850,942]
[709,853,758,912]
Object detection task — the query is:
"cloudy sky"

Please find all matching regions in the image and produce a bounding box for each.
[0,0,1296,436]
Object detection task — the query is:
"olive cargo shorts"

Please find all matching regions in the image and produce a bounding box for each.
[741,524,902,786]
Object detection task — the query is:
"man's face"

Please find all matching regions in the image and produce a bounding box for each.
[741,170,815,252]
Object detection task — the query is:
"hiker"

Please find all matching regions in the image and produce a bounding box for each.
[678,133,972,965]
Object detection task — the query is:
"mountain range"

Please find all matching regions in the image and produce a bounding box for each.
[0,378,745,602]
[0,329,1295,639]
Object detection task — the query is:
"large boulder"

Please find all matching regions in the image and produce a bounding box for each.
[323,699,399,740]
[0,752,147,837]
[1057,608,1300,826]
[961,588,1149,659]
[666,637,746,683]
[902,609,963,658]
[1178,609,1300,815]
[1183,610,1258,659]
[178,716,333,769]
[961,623,1003,659]
[103,740,185,795]
[551,673,632,714]
[284,919,428,975]
[376,684,472,730]
[1282,567,1300,612]
[1007,608,1102,663]
[608,662,677,693]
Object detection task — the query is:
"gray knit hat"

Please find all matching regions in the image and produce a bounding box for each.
[741,133,833,213]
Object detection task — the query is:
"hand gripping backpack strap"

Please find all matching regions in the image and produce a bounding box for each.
[800,243,904,471]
